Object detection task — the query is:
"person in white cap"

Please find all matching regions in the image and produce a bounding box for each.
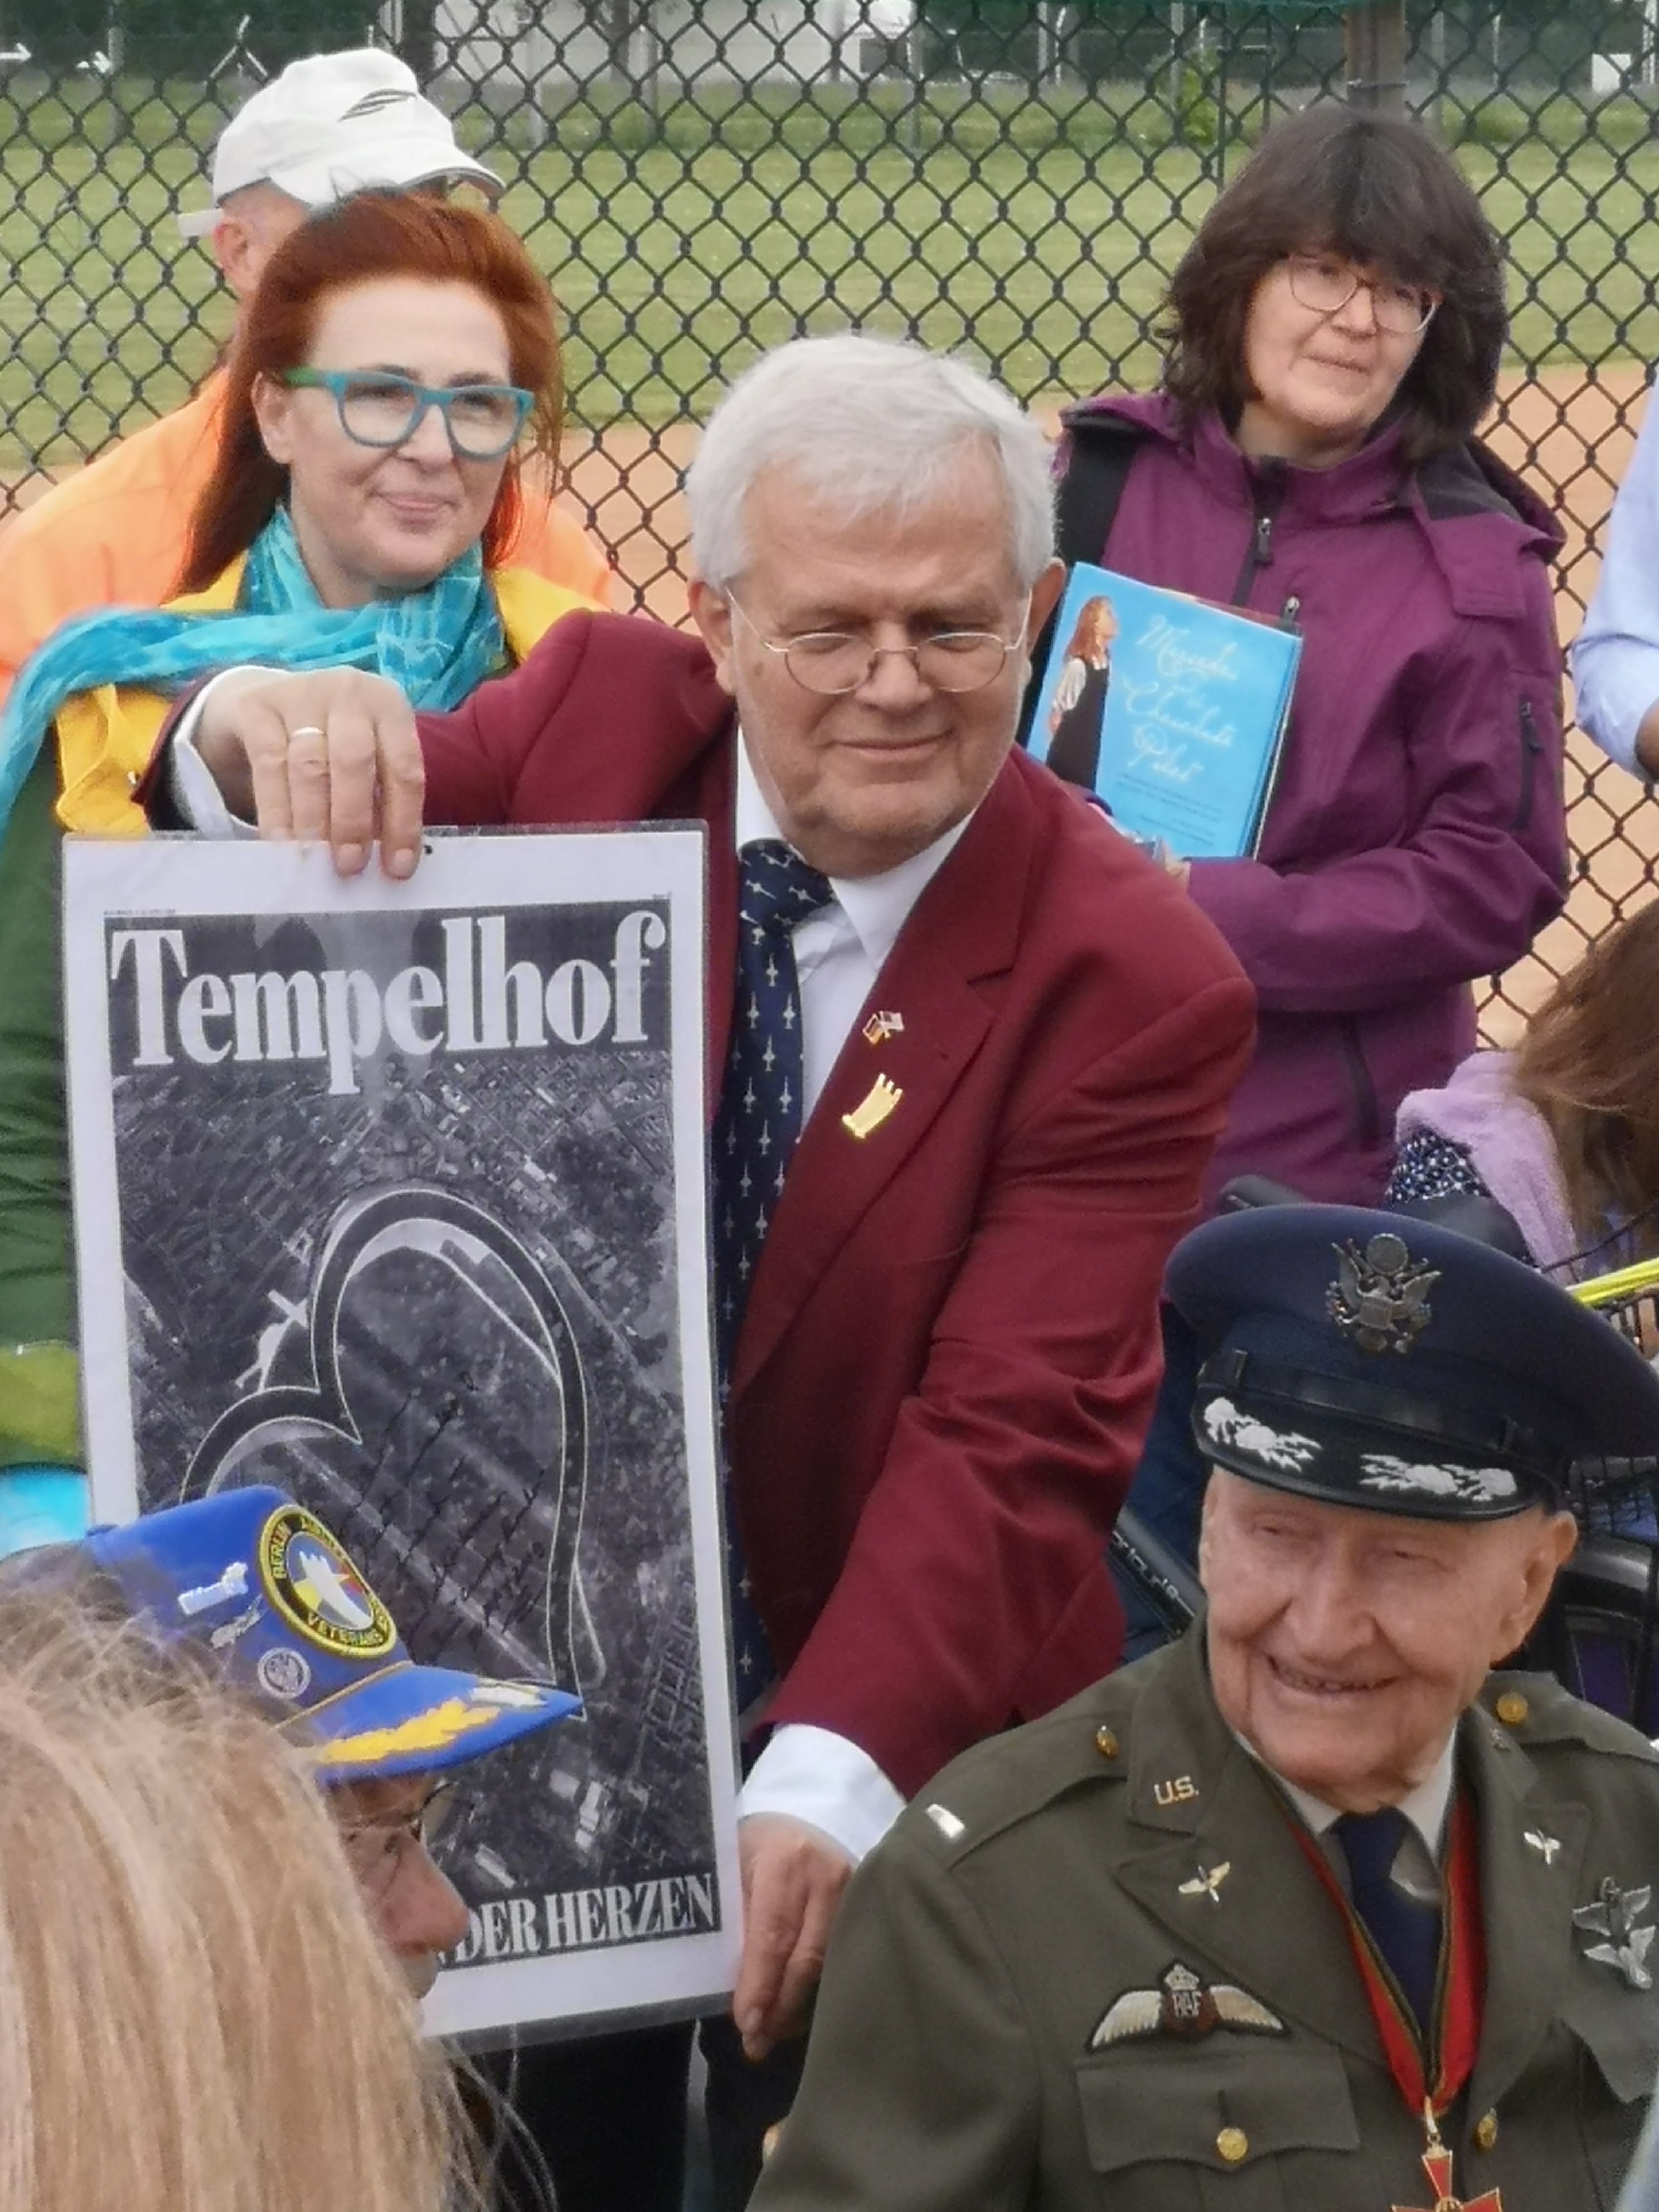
[0,47,611,718]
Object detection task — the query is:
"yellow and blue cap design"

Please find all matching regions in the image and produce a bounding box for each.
[85,1486,579,1783]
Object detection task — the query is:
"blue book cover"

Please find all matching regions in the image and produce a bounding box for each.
[1027,564,1301,859]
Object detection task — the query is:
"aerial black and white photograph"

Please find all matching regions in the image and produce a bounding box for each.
[64,828,738,2039]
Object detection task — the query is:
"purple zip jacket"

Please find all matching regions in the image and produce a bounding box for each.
[1060,391,1567,1209]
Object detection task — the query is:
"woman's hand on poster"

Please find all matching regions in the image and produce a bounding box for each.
[195,667,425,880]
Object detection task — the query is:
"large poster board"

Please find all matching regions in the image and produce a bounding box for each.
[63,827,739,2043]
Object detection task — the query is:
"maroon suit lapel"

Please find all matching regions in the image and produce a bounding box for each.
[730,761,1036,1396]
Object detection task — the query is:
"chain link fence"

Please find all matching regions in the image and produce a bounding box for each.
[1,0,1655,1026]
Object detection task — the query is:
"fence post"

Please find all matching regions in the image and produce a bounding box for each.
[1344,0,1406,111]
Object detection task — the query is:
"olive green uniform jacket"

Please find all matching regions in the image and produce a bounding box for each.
[754,1628,1659,2211]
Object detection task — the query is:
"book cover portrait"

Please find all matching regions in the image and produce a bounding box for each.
[1029,562,1301,858]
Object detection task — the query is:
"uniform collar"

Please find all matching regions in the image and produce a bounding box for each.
[1270,1734,1458,1865]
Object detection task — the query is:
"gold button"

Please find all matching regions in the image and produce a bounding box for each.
[1473,2111,1498,2153]
[1216,2127,1249,2165]
[1495,1691,1529,1728]
[1094,1725,1120,1759]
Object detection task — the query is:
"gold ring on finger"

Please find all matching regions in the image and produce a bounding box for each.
[290,724,327,742]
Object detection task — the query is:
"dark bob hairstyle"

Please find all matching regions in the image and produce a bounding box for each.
[1162,105,1506,464]
[180,190,564,591]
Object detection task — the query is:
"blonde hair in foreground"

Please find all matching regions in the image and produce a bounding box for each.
[0,1587,468,2212]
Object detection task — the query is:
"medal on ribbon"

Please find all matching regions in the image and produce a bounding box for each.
[1391,2101,1501,2212]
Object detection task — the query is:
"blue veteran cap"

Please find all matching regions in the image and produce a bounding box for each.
[1164,1205,1659,1519]
[84,1487,580,1783]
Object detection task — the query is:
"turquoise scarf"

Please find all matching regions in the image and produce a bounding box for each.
[0,505,506,845]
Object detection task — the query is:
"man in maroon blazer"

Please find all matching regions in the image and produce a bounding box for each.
[171,332,1255,2210]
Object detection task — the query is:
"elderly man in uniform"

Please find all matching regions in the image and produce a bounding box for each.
[2,1482,578,1994]
[753,1204,1659,2212]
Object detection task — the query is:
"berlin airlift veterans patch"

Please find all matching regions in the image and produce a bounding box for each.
[256,1503,396,1658]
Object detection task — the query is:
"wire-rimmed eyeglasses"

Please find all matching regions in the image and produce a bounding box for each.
[281,367,533,460]
[1283,254,1440,337]
[726,593,1032,697]
[338,1777,467,1903]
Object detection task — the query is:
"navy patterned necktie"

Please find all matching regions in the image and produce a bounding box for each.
[1334,1806,1443,2033]
[711,837,834,1705]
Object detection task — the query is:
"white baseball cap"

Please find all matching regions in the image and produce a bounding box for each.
[178,48,499,240]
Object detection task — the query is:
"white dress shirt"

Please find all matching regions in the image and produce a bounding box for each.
[731,732,971,1861]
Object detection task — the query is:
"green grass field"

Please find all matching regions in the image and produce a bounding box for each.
[0,73,1654,472]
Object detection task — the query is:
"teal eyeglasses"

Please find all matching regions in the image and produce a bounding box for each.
[280,367,533,460]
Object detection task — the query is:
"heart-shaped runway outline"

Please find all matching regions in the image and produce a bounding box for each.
[185,1182,594,1695]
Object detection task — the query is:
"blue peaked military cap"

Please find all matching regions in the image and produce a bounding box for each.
[83,1486,580,1783]
[1164,1205,1659,1520]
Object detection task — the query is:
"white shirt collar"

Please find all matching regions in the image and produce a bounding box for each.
[1269,1733,1458,1865]
[733,728,974,968]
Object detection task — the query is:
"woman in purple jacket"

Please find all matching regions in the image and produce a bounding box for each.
[1059,104,1565,1211]
[1066,105,1569,1624]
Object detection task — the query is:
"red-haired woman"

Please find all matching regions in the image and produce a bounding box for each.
[31,188,596,836]
[1043,592,1115,790]
[0,191,601,1546]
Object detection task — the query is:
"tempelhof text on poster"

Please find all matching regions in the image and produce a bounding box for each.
[63,826,739,2043]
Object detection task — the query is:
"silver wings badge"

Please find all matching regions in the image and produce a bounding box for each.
[1574,1876,1657,1991]
[1328,1234,1440,1356]
[1089,1960,1286,2049]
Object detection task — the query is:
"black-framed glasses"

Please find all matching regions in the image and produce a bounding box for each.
[339,1778,467,1903]
[1283,254,1439,337]
[281,367,533,459]
[727,593,1032,697]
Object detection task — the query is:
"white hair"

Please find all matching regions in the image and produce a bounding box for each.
[686,332,1055,590]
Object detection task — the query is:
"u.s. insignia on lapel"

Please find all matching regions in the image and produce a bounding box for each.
[1088,1961,1284,2049]
[1574,1876,1656,1990]
[842,1074,903,1139]
[862,1009,904,1045]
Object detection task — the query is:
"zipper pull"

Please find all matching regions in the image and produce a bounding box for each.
[1279,595,1301,630]
[1254,512,1274,565]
